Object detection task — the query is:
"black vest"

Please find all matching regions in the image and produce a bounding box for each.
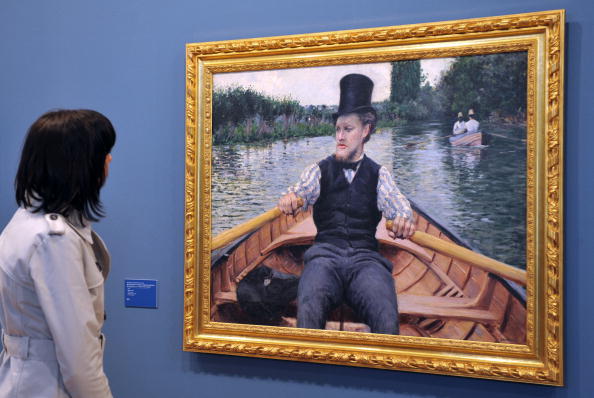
[313,155,382,250]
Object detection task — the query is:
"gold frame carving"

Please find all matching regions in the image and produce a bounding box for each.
[184,10,564,385]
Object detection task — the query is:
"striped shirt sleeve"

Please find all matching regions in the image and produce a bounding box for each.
[286,163,321,209]
[377,166,413,220]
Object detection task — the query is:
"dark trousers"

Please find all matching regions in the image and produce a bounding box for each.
[297,243,399,334]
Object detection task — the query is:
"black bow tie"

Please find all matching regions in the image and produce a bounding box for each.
[339,160,361,170]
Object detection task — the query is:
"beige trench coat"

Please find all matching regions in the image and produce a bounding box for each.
[0,208,113,398]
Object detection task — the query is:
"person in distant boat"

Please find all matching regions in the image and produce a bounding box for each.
[277,73,415,335]
[452,112,466,135]
[465,109,480,134]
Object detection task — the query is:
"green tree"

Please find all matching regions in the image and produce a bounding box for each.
[437,52,527,120]
[390,60,421,103]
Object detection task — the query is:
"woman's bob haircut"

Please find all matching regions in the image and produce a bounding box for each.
[15,109,116,222]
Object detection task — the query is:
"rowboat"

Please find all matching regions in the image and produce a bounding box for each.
[211,203,526,343]
[449,131,485,146]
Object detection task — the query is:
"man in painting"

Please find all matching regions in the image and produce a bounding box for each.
[453,111,466,135]
[277,73,415,334]
[465,109,480,133]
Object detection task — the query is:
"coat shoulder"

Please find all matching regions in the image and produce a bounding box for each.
[0,209,84,282]
[4,208,64,239]
[0,209,73,257]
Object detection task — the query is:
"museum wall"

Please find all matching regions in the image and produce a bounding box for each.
[0,0,592,397]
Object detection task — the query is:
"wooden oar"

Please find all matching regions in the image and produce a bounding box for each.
[386,220,527,286]
[211,206,284,251]
[212,196,308,251]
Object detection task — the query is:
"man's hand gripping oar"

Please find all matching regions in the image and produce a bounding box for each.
[277,192,303,216]
[386,215,415,240]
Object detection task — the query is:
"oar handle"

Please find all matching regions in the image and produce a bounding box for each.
[211,196,305,251]
[386,220,527,286]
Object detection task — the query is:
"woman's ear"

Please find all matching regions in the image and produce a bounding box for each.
[104,154,112,179]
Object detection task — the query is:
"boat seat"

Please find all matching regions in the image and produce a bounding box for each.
[397,294,498,323]
[260,217,316,255]
[212,292,499,323]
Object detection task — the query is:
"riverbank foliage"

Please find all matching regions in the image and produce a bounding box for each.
[213,87,335,144]
[213,53,526,144]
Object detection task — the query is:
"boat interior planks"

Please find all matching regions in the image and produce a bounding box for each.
[210,207,526,343]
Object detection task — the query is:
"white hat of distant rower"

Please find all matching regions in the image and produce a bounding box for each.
[468,109,475,116]
[457,112,463,117]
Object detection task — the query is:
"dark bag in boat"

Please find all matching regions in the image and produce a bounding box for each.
[237,265,299,325]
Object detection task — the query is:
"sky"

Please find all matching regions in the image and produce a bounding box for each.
[213,58,455,106]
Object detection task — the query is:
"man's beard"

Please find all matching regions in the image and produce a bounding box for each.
[335,147,360,162]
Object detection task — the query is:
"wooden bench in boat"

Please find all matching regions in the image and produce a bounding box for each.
[213,290,499,324]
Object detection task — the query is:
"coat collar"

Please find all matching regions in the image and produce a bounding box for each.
[65,213,94,244]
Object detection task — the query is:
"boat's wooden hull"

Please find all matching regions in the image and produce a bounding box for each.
[449,132,484,146]
[211,205,526,343]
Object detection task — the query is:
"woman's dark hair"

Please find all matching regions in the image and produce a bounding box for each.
[15,109,116,222]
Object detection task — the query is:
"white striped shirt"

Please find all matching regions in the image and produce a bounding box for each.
[287,158,413,220]
[465,119,480,134]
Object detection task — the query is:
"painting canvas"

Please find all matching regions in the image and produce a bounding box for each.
[210,54,527,341]
[184,10,564,385]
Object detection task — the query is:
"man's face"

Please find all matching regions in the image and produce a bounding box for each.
[334,114,369,162]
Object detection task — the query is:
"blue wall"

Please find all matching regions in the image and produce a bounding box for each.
[1,1,592,397]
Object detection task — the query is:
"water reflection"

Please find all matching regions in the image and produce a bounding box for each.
[212,121,526,268]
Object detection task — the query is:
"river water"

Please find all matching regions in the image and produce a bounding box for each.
[212,121,526,267]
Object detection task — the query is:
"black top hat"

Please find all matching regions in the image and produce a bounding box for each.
[332,74,377,122]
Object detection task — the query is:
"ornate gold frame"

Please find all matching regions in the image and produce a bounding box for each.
[184,10,564,385]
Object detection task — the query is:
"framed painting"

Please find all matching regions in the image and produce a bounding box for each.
[184,10,564,385]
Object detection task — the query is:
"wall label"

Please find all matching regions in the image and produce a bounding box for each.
[125,279,158,308]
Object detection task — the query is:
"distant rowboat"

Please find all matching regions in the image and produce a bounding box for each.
[210,202,526,343]
[449,131,485,146]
